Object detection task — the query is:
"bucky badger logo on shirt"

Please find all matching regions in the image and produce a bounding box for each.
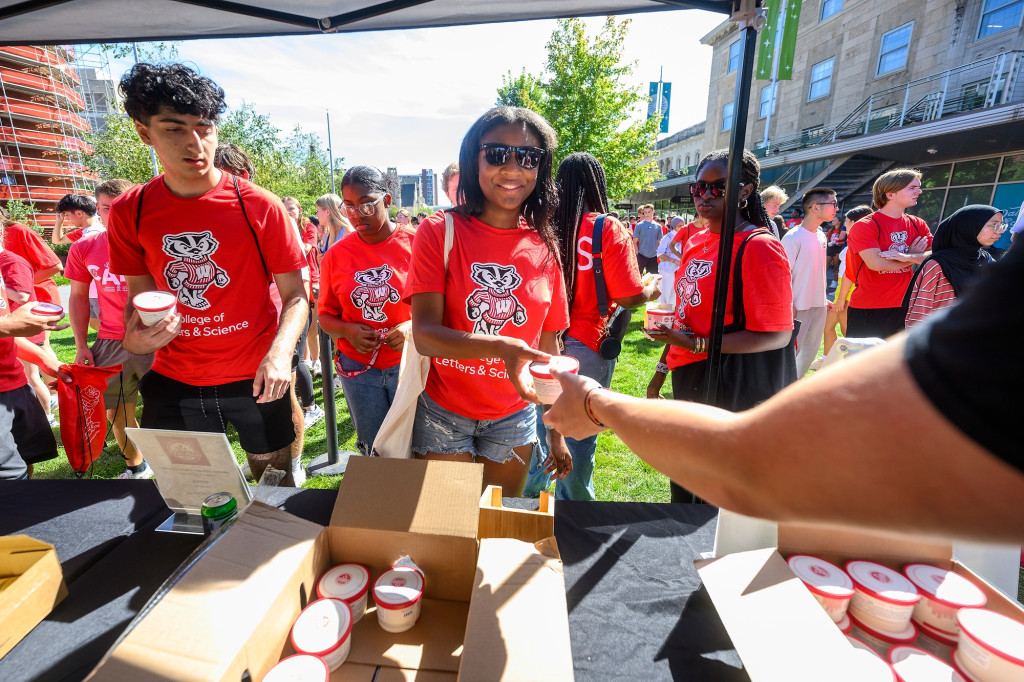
[890,231,909,253]
[351,264,400,322]
[465,263,527,335]
[676,259,713,308]
[162,231,230,310]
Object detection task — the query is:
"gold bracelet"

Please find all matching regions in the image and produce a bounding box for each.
[583,386,606,428]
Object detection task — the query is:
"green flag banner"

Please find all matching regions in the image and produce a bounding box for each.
[756,0,781,80]
[777,0,803,80]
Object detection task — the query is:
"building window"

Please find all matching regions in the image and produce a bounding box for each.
[978,0,1024,38]
[820,0,843,20]
[759,82,777,118]
[808,58,834,101]
[722,102,735,131]
[728,41,741,73]
[685,154,691,167]
[877,22,913,76]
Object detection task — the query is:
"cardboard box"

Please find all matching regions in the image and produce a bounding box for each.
[87,458,573,682]
[0,535,67,659]
[696,522,1024,681]
[478,485,554,544]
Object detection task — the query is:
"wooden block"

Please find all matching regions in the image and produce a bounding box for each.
[477,486,554,543]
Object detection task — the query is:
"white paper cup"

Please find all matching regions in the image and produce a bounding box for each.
[889,644,967,682]
[954,608,1024,682]
[290,598,352,671]
[31,302,64,317]
[788,554,855,623]
[846,634,899,681]
[644,302,675,331]
[317,563,370,623]
[903,563,986,639]
[847,560,921,634]
[263,654,331,682]
[529,356,580,405]
[374,566,424,633]
[133,291,176,326]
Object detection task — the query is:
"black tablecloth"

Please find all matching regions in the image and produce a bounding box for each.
[0,482,745,681]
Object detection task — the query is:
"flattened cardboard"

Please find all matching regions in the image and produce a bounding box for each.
[478,485,554,544]
[330,458,482,602]
[459,537,574,681]
[0,536,67,659]
[345,599,467,672]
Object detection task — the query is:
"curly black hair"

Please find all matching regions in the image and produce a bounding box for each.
[119,62,227,124]
[696,148,771,230]
[457,106,559,256]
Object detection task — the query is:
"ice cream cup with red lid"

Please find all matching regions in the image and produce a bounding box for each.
[644,302,675,331]
[888,644,967,682]
[317,563,370,623]
[851,612,919,658]
[903,563,986,638]
[31,301,64,318]
[290,598,352,671]
[529,355,580,405]
[263,654,331,682]
[846,634,899,681]
[132,291,177,326]
[954,607,1024,682]
[788,554,855,623]
[373,565,424,633]
[846,560,921,634]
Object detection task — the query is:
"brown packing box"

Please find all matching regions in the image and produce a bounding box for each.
[695,522,1024,681]
[0,535,67,659]
[87,457,573,682]
[478,485,554,544]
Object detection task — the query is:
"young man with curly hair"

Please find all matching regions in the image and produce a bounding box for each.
[107,63,309,485]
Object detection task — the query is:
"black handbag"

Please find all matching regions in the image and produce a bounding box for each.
[592,214,631,360]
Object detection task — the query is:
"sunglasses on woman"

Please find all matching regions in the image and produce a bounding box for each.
[689,180,729,198]
[479,143,546,170]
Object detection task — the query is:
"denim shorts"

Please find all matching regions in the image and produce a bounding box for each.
[411,391,537,464]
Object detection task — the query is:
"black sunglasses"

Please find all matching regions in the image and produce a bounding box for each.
[689,180,728,198]
[479,143,546,170]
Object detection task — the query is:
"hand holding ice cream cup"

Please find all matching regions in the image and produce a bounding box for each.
[133,291,177,326]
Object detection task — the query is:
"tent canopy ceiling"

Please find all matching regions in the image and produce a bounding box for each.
[0,0,732,45]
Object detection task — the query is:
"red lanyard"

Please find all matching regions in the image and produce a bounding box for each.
[334,329,388,378]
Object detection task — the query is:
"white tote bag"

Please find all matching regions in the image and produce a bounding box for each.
[370,213,454,458]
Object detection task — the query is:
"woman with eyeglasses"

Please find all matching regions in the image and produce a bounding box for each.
[904,205,1002,329]
[315,193,354,253]
[646,148,795,502]
[317,166,415,456]
[407,106,570,496]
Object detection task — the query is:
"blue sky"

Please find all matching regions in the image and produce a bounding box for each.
[108,10,725,179]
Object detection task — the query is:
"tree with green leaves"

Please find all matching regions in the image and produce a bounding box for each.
[81,102,159,183]
[495,17,660,201]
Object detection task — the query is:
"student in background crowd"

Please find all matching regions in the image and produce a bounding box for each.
[657,217,684,307]
[442,162,460,206]
[50,194,100,246]
[784,207,803,230]
[318,166,414,456]
[823,205,871,358]
[646,149,794,502]
[1,206,63,360]
[632,204,661,275]
[213,143,255,180]
[845,169,932,338]
[904,204,1001,328]
[760,185,789,239]
[395,209,411,227]
[407,106,570,496]
[825,214,846,279]
[283,197,322,377]
[316,193,354,252]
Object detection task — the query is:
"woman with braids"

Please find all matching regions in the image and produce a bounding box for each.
[407,106,570,495]
[318,166,414,455]
[524,152,659,500]
[646,148,795,502]
[315,193,354,253]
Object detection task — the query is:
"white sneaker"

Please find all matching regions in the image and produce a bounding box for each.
[312,360,322,377]
[49,394,58,410]
[302,358,314,371]
[117,462,155,479]
[239,461,251,478]
[292,463,307,487]
[303,404,325,430]
[47,413,58,428]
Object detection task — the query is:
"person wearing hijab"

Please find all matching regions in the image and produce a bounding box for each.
[904,205,1004,328]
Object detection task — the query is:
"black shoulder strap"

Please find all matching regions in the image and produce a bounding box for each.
[591,214,611,317]
[233,175,270,282]
[724,228,771,333]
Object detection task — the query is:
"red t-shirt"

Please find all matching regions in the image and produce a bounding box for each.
[672,222,707,247]
[667,229,793,370]
[567,213,643,352]
[107,172,306,385]
[0,250,42,344]
[300,220,321,287]
[65,228,84,242]
[318,226,415,369]
[1,222,61,304]
[64,230,128,340]
[0,273,28,392]
[406,212,570,420]
[847,211,932,309]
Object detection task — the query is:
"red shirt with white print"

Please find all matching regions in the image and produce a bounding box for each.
[406,212,570,420]
[567,213,643,352]
[318,226,415,369]
[0,272,28,392]
[1,222,61,305]
[0,250,42,344]
[847,211,932,309]
[64,230,128,340]
[667,228,793,370]
[107,172,306,385]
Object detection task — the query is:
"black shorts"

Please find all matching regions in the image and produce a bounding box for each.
[1,384,57,467]
[139,371,295,455]
[846,306,905,339]
[826,243,845,257]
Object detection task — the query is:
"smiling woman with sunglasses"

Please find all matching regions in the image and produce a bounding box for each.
[646,148,796,502]
[406,106,570,496]
[317,166,415,456]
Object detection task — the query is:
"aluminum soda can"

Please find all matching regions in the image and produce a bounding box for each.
[201,492,238,536]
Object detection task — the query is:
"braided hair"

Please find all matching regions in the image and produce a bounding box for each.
[696,148,772,231]
[553,153,609,311]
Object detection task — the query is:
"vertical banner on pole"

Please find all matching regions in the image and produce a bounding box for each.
[757,0,781,80]
[648,81,671,133]
[660,83,672,133]
[777,0,803,80]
